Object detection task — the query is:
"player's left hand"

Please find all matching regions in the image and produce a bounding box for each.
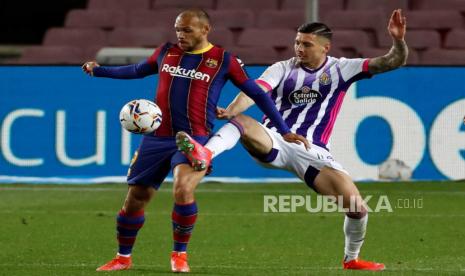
[283,132,310,150]
[388,9,407,40]
[216,107,234,120]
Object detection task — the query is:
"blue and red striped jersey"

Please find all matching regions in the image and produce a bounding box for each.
[146,43,249,137]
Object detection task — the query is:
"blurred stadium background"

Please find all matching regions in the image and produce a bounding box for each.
[3,0,465,65]
[1,1,465,274]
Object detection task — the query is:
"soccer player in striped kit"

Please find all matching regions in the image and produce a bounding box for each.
[177,9,408,271]
[83,9,308,273]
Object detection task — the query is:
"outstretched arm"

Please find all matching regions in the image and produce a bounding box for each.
[82,60,156,79]
[368,9,408,74]
[217,90,259,119]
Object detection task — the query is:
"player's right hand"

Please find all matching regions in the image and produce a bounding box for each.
[82,61,100,76]
[283,132,310,151]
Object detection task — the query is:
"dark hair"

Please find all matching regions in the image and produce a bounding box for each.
[179,8,210,24]
[297,22,332,40]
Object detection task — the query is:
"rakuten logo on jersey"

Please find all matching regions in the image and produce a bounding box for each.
[161,64,211,82]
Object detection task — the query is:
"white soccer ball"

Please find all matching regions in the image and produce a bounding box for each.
[119,99,162,134]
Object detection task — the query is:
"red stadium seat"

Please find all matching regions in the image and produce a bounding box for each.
[18,46,83,64]
[237,29,296,48]
[256,10,305,29]
[128,9,182,28]
[377,30,440,50]
[322,11,384,31]
[108,28,169,47]
[444,29,465,49]
[411,0,465,11]
[346,0,408,13]
[87,0,150,10]
[43,28,107,47]
[65,10,127,29]
[152,0,214,10]
[357,47,420,65]
[217,0,279,13]
[208,28,235,48]
[208,10,255,29]
[407,11,462,30]
[331,30,372,48]
[318,0,345,11]
[228,46,279,64]
[421,49,465,65]
[281,0,345,18]
[281,0,306,10]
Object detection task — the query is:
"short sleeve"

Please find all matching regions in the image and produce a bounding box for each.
[146,43,169,71]
[257,62,286,91]
[228,55,250,86]
[338,57,371,83]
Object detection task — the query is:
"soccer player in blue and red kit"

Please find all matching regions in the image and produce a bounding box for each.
[82,9,308,273]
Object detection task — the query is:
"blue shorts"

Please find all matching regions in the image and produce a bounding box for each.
[127,135,210,189]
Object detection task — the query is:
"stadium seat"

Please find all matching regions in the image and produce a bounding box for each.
[65,10,127,29]
[331,30,372,49]
[217,0,279,13]
[284,0,344,11]
[208,10,255,29]
[17,46,83,64]
[406,11,462,30]
[108,28,169,47]
[376,30,441,50]
[237,29,295,48]
[152,0,214,10]
[228,46,278,64]
[421,49,465,65]
[357,47,420,65]
[208,28,235,48]
[281,0,345,19]
[346,0,408,13]
[411,0,465,11]
[43,28,107,48]
[322,11,384,31]
[256,10,305,29]
[444,29,465,49]
[128,9,182,28]
[87,0,150,10]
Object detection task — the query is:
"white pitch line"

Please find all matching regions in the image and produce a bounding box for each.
[0,263,461,273]
[1,186,465,196]
[0,210,464,218]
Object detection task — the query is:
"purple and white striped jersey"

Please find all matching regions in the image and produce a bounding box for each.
[257,56,371,150]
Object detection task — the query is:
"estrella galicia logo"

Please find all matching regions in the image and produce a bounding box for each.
[288,86,322,106]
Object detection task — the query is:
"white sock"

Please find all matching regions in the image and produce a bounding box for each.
[117,253,131,258]
[343,214,368,262]
[206,122,242,158]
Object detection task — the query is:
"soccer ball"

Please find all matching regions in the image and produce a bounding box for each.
[119,99,162,134]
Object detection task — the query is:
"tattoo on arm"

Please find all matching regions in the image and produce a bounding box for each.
[368,39,408,74]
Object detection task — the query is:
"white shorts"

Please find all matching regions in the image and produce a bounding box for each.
[249,124,349,186]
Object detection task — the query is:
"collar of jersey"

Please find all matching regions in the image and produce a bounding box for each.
[186,43,214,54]
[300,56,328,73]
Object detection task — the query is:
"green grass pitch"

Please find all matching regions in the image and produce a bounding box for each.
[0,181,464,275]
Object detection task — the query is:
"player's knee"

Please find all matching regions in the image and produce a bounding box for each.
[230,114,253,138]
[173,177,195,199]
[173,184,195,202]
[346,205,368,219]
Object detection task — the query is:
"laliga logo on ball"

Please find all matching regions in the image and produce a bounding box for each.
[119,99,162,134]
